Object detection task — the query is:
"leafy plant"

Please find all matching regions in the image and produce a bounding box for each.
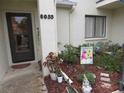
[94,41,111,53]
[55,67,62,77]
[94,49,123,72]
[108,43,122,55]
[76,73,84,82]
[85,71,95,84]
[59,44,79,64]
[92,41,123,72]
[43,52,62,73]
[76,72,95,84]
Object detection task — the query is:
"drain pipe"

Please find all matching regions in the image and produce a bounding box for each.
[119,44,124,91]
[69,10,71,44]
[69,6,75,44]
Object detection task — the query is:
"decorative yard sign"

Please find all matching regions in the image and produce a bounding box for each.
[80,47,93,64]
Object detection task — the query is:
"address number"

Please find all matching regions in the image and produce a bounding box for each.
[40,14,54,19]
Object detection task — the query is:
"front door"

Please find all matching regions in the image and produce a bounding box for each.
[6,12,35,63]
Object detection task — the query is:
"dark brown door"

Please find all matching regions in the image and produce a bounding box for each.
[6,12,35,63]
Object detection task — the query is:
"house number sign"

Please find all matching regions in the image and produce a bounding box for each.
[40,14,54,20]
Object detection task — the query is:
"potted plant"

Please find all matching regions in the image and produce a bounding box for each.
[43,52,62,80]
[56,68,63,83]
[82,74,92,93]
[76,71,96,85]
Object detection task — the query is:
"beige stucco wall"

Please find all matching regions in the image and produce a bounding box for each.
[0,10,9,81]
[111,7,124,45]
[57,0,112,48]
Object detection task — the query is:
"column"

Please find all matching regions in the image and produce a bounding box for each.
[37,0,57,76]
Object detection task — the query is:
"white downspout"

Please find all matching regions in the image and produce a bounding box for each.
[69,6,76,44]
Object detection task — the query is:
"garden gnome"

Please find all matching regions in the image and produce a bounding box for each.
[82,74,92,93]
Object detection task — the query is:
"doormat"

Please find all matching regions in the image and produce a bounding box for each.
[11,63,31,69]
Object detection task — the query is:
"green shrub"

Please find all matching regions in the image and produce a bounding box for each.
[94,41,111,53]
[108,43,121,54]
[59,41,123,72]
[94,51,123,72]
[76,73,84,82]
[85,71,95,84]
[76,72,95,84]
[59,44,79,64]
[93,41,123,73]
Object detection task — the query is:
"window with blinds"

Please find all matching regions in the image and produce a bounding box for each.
[85,15,106,38]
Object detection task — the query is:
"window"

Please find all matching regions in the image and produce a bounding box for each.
[85,15,106,39]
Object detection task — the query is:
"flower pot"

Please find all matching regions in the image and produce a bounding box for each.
[50,73,56,81]
[57,76,63,83]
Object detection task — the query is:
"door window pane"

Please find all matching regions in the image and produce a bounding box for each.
[11,16,30,52]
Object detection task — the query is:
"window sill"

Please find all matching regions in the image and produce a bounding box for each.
[85,37,107,41]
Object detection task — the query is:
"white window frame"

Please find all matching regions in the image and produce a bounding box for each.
[85,15,106,40]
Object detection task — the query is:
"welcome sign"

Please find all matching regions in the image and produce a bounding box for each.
[80,47,93,64]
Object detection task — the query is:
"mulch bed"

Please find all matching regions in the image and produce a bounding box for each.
[44,63,121,93]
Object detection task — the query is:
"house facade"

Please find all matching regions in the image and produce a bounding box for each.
[0,0,124,81]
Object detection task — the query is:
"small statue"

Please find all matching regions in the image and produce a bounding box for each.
[82,74,92,93]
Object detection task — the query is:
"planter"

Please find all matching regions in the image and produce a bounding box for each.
[57,76,63,83]
[50,73,56,81]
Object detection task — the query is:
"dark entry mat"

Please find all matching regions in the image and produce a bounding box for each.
[11,63,31,69]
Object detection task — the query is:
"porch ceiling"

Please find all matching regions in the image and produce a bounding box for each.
[96,0,124,9]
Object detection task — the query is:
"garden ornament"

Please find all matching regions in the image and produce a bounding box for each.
[82,74,92,93]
